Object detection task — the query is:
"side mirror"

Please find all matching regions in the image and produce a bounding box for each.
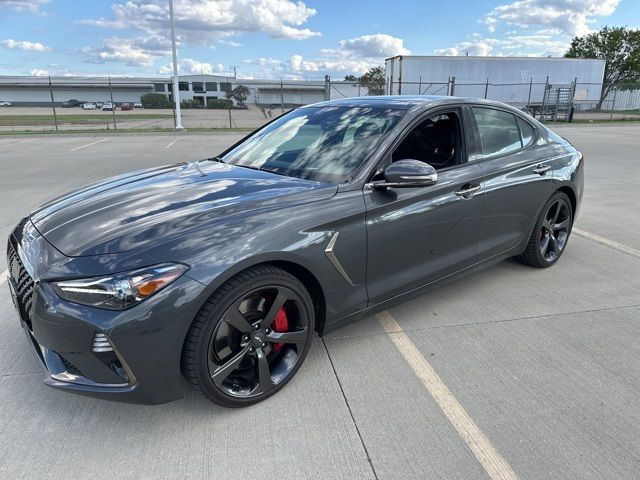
[371,159,437,189]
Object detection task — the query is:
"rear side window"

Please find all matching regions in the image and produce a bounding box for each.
[518,118,535,146]
[472,107,522,159]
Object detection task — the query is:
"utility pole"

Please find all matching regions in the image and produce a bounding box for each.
[169,0,183,129]
[47,76,58,132]
[230,66,238,79]
[108,76,117,130]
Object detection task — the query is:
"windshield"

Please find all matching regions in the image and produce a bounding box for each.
[221,106,405,184]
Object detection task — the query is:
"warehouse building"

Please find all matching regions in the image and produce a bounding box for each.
[0,74,331,107]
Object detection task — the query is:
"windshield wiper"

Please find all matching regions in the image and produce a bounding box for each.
[204,156,225,163]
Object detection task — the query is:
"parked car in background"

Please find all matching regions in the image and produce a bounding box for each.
[0,101,13,106]
[102,103,113,111]
[6,97,583,407]
[133,102,143,109]
[82,103,96,110]
[95,102,104,108]
[120,103,132,111]
[61,102,71,108]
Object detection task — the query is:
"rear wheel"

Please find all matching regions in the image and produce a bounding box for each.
[182,265,314,407]
[518,191,573,268]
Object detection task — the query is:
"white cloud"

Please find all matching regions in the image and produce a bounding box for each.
[84,37,171,67]
[157,58,226,75]
[30,68,49,76]
[0,38,51,52]
[279,33,410,78]
[485,0,621,36]
[336,34,410,57]
[434,33,570,58]
[80,0,320,45]
[0,0,50,14]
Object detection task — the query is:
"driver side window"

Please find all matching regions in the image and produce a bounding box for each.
[391,111,463,171]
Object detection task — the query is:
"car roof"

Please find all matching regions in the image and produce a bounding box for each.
[303,95,518,112]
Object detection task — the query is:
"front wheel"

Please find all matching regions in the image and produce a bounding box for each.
[518,191,573,268]
[182,265,315,407]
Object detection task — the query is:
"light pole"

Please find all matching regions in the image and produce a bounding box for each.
[169,0,183,129]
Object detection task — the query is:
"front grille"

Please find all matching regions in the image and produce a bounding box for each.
[7,241,35,329]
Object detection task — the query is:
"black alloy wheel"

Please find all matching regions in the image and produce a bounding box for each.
[538,198,571,262]
[518,191,573,268]
[182,265,314,407]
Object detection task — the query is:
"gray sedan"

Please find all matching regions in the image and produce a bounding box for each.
[7,96,583,407]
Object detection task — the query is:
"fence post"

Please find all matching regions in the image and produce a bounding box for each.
[228,107,232,128]
[388,75,393,95]
[47,76,59,132]
[527,77,533,105]
[108,76,117,130]
[450,76,456,96]
[609,86,618,121]
[278,78,284,114]
[484,78,489,99]
[324,75,330,101]
[540,75,549,121]
[418,75,422,95]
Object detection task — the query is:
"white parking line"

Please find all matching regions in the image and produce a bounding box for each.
[377,311,519,480]
[0,139,35,148]
[164,139,178,149]
[573,228,640,259]
[69,138,109,152]
[0,270,7,286]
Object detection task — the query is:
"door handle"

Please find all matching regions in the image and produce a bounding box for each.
[533,164,551,175]
[454,184,481,199]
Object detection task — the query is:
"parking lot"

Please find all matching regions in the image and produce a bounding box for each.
[0,124,639,479]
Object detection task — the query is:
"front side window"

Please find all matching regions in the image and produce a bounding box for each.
[472,107,522,159]
[392,111,463,170]
[222,106,405,184]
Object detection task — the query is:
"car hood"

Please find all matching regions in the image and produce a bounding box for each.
[30,161,337,257]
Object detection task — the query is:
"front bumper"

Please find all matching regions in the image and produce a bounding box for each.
[7,221,208,404]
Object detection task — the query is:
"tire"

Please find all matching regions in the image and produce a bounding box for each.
[181,265,315,407]
[518,191,573,268]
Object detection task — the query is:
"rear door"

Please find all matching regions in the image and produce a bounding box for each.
[468,106,552,260]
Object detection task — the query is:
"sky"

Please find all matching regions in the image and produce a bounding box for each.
[0,0,638,79]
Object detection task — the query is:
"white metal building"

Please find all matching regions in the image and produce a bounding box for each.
[385,56,606,106]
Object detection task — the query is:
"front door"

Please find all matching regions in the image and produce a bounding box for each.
[364,109,484,305]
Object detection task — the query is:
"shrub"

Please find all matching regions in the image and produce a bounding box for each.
[180,99,202,109]
[140,92,172,109]
[207,98,233,109]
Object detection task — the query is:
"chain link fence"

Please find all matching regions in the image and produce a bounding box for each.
[1,75,639,133]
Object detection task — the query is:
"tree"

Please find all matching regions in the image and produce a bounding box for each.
[225,84,250,106]
[565,27,640,109]
[358,66,386,96]
[343,74,357,82]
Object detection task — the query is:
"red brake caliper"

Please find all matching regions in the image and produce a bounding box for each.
[272,307,289,353]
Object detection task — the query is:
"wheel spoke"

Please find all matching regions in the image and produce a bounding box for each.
[550,234,560,253]
[255,348,275,394]
[266,328,308,345]
[551,201,563,224]
[223,304,252,333]
[211,345,250,387]
[554,218,570,230]
[540,234,550,255]
[263,289,291,328]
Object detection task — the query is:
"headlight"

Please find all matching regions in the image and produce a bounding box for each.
[51,263,189,310]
